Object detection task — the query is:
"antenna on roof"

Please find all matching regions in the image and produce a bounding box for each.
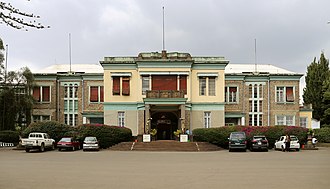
[162,6,165,51]
[69,33,72,73]
[254,38,257,72]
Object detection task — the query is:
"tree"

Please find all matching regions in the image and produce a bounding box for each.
[303,52,330,124]
[321,78,330,127]
[0,1,49,30]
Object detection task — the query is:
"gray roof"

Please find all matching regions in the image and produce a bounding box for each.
[34,64,103,74]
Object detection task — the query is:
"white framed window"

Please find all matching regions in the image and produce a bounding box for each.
[248,83,263,126]
[142,76,150,95]
[118,112,125,127]
[300,117,308,128]
[204,112,211,128]
[33,115,50,122]
[64,84,79,126]
[276,86,294,103]
[276,115,295,126]
[225,86,238,103]
[199,77,216,96]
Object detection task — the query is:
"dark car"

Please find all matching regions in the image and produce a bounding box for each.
[228,132,247,152]
[57,137,81,151]
[250,135,269,152]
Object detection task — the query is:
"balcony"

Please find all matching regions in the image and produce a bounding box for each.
[146,90,185,98]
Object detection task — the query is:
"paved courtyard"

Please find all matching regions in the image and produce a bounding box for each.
[0,148,329,189]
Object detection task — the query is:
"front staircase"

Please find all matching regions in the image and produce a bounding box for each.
[109,140,222,152]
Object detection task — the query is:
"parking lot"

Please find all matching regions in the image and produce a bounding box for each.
[1,147,329,189]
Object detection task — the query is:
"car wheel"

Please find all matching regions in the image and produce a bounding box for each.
[296,148,300,152]
[265,149,268,152]
[52,143,55,150]
[58,148,61,151]
[40,143,45,152]
[25,148,30,153]
[229,148,232,152]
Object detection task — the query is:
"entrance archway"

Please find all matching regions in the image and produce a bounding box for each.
[151,112,178,140]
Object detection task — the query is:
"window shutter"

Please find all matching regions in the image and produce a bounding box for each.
[42,86,50,102]
[122,77,130,95]
[286,87,294,102]
[179,76,187,94]
[152,76,177,90]
[33,87,40,102]
[90,86,98,102]
[113,77,120,95]
[100,86,104,102]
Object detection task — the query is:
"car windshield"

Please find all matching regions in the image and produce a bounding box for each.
[85,137,97,142]
[59,138,72,142]
[253,136,266,140]
[290,136,298,141]
[231,133,245,139]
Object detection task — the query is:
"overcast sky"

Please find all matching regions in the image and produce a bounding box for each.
[1,0,330,75]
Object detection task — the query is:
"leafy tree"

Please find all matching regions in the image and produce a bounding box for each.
[303,52,330,123]
[0,1,49,30]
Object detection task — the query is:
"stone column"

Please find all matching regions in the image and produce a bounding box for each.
[180,104,185,132]
[145,105,150,134]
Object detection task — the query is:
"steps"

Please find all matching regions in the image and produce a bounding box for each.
[109,140,223,152]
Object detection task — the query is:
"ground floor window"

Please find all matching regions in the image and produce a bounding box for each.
[33,115,50,122]
[276,115,295,126]
[204,112,211,128]
[300,117,307,128]
[118,112,125,127]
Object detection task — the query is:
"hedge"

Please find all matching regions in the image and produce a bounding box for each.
[77,124,132,149]
[314,127,330,143]
[193,126,308,148]
[0,130,20,144]
[22,121,73,142]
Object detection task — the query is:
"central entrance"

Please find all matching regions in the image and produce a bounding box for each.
[151,112,178,140]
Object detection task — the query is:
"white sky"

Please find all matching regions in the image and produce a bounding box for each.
[1,0,330,101]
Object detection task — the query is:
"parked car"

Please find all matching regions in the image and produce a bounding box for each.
[21,132,55,152]
[83,136,99,151]
[228,132,247,152]
[57,137,81,151]
[274,135,300,151]
[250,135,269,152]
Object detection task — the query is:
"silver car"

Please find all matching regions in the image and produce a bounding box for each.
[83,137,100,151]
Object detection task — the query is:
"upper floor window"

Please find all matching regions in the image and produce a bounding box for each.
[276,115,295,126]
[225,86,238,103]
[276,86,294,103]
[90,86,104,103]
[113,77,130,96]
[199,77,216,96]
[142,76,150,95]
[33,86,50,103]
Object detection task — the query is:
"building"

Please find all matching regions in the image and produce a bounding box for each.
[32,51,311,139]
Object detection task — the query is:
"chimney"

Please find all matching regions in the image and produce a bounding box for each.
[161,50,167,59]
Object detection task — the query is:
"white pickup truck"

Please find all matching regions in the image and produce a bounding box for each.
[21,133,55,152]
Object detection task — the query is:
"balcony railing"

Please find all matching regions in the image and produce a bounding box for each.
[146,90,185,98]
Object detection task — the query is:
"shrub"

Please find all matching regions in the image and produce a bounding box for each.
[22,121,72,142]
[0,130,20,144]
[77,124,132,149]
[314,127,330,143]
[193,126,308,148]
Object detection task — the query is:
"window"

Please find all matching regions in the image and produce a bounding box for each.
[33,115,50,122]
[179,76,187,94]
[204,112,211,128]
[199,77,215,96]
[90,86,104,103]
[112,77,130,96]
[248,84,263,126]
[276,86,294,103]
[225,86,238,103]
[276,115,295,126]
[118,112,125,127]
[142,76,150,95]
[33,86,50,103]
[64,84,79,126]
[300,117,307,128]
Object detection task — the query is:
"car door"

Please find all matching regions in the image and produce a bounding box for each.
[43,134,51,146]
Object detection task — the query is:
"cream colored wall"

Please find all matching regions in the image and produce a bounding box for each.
[190,110,225,130]
[300,111,312,129]
[191,70,225,103]
[104,110,138,135]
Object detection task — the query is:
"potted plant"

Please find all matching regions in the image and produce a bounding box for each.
[150,129,157,141]
[173,129,182,141]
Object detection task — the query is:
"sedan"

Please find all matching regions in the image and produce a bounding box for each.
[250,135,269,152]
[83,136,99,151]
[57,137,81,151]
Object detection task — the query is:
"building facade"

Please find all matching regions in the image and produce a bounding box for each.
[32,51,312,138]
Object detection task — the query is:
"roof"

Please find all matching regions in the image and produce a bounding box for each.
[34,64,103,74]
[225,64,300,75]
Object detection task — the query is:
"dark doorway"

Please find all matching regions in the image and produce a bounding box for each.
[151,112,178,140]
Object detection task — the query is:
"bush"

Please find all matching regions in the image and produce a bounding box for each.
[77,124,132,149]
[0,130,20,144]
[22,121,73,142]
[193,126,308,148]
[314,127,330,143]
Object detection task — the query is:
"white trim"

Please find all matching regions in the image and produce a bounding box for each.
[111,72,132,77]
[197,72,218,77]
[139,71,189,75]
